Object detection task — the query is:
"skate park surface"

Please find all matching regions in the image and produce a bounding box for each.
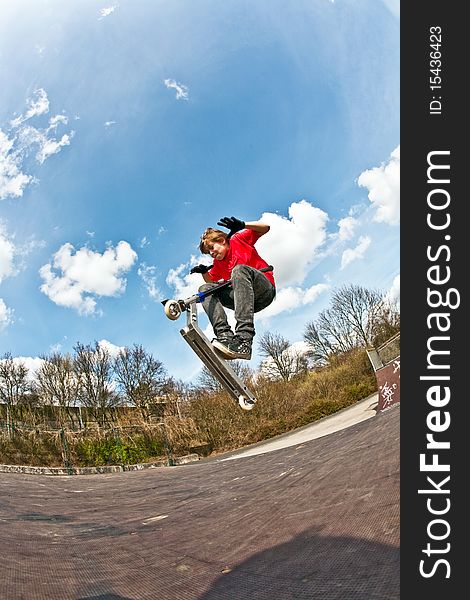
[0,394,399,599]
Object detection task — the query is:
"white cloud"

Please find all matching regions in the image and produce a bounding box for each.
[0,224,45,285]
[17,115,74,164]
[33,130,74,164]
[98,339,125,358]
[0,298,14,331]
[1,90,74,200]
[289,340,311,355]
[164,78,189,100]
[340,235,371,269]
[358,145,400,225]
[138,263,163,301]
[39,241,138,315]
[0,355,42,384]
[166,255,212,300]
[260,283,329,319]
[48,114,68,130]
[99,6,117,20]
[12,356,44,381]
[386,274,400,306]
[0,129,33,200]
[10,88,49,128]
[0,224,17,283]
[337,215,358,241]
[257,200,328,288]
[49,342,63,354]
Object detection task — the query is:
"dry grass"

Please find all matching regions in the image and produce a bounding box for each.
[173,348,377,453]
[1,349,377,467]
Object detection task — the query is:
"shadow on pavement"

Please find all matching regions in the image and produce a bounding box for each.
[200,527,399,600]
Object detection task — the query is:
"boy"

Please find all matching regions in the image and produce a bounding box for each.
[190,216,276,360]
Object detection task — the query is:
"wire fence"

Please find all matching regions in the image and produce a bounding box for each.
[377,332,400,366]
[366,333,400,372]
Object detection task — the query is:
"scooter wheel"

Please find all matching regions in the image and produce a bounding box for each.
[164,300,182,320]
[238,395,256,411]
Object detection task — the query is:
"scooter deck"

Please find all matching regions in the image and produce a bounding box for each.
[180,321,257,409]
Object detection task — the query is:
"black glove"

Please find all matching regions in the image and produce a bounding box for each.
[217,216,245,238]
[190,264,212,275]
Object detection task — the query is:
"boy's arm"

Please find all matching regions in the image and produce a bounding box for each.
[244,221,270,236]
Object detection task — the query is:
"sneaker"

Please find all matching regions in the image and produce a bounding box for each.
[225,337,253,360]
[212,335,234,357]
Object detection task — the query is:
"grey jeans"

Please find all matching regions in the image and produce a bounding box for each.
[199,264,276,341]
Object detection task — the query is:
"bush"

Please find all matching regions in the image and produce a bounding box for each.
[0,430,64,466]
[73,431,165,466]
[0,348,379,467]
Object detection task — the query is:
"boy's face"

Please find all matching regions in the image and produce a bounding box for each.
[206,239,228,260]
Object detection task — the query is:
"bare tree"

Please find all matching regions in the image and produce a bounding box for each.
[302,322,334,367]
[196,366,224,394]
[113,344,167,421]
[370,301,401,348]
[36,352,79,427]
[330,285,385,346]
[73,342,119,426]
[258,332,308,382]
[304,307,356,365]
[0,352,29,435]
[304,284,400,364]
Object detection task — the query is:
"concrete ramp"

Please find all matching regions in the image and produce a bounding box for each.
[0,404,399,599]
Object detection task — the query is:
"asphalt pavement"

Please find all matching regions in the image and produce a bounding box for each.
[0,395,399,599]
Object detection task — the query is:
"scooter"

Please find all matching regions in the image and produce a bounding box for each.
[162,266,273,410]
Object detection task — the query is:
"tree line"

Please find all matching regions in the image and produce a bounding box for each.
[0,343,170,431]
[258,283,399,381]
[1,283,399,430]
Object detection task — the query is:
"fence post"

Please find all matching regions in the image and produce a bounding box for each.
[6,404,11,438]
[161,420,175,466]
[113,428,125,466]
[78,406,84,430]
[60,428,74,475]
[6,404,15,438]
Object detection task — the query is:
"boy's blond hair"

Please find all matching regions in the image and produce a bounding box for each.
[199,228,228,254]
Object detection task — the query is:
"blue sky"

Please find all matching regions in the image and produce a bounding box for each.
[0,0,399,382]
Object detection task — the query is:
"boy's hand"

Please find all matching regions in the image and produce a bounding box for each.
[190,264,212,275]
[217,216,245,238]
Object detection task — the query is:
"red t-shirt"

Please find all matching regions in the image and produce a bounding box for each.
[208,229,275,286]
